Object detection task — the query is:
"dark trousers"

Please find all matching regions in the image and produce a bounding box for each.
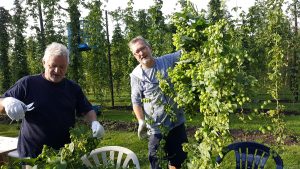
[148,124,188,169]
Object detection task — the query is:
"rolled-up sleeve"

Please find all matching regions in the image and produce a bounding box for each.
[130,76,143,106]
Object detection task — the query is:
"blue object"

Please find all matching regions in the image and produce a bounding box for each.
[67,20,92,52]
[216,141,283,169]
[78,43,91,51]
[92,105,101,115]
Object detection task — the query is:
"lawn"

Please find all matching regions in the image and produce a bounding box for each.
[1,107,300,168]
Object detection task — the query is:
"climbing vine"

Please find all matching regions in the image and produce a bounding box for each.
[159,2,257,168]
[258,0,288,146]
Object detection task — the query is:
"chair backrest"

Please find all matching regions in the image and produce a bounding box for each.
[81,146,141,169]
[216,141,283,169]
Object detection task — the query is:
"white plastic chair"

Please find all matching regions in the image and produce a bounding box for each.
[81,146,141,169]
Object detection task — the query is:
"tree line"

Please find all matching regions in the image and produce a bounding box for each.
[0,0,299,106]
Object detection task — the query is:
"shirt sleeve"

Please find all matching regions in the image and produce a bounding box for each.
[160,50,182,67]
[130,75,143,106]
[1,77,27,101]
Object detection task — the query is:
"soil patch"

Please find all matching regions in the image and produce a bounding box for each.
[100,120,299,146]
[1,115,298,145]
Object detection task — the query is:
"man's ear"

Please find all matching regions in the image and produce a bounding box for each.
[42,59,46,68]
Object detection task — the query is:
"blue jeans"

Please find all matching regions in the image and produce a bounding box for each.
[148,124,188,169]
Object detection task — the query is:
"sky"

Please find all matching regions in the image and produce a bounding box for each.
[1,0,255,16]
[0,0,255,37]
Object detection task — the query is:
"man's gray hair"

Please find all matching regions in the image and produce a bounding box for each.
[128,36,151,52]
[43,42,70,64]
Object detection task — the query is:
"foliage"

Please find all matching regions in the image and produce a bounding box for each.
[0,7,11,93]
[26,0,66,75]
[122,0,139,81]
[19,122,101,168]
[172,3,208,52]
[164,2,257,168]
[67,0,83,83]
[10,0,29,84]
[135,9,151,38]
[82,0,108,101]
[42,0,66,44]
[148,0,174,56]
[26,37,43,74]
[207,0,225,23]
[258,0,288,146]
[110,12,131,97]
[286,0,300,101]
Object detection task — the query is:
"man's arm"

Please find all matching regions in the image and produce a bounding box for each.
[84,109,98,123]
[84,109,105,138]
[133,104,147,139]
[133,104,144,121]
[0,98,5,114]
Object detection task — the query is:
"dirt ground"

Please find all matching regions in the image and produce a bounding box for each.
[100,120,299,145]
[1,115,299,145]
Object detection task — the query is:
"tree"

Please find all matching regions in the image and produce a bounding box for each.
[287,0,300,101]
[0,7,11,93]
[111,8,131,97]
[83,0,108,101]
[241,1,268,78]
[67,0,83,83]
[208,0,225,23]
[11,0,29,83]
[26,0,66,75]
[148,0,173,56]
[27,0,46,53]
[43,0,66,44]
[135,9,151,38]
[123,0,137,40]
[26,37,39,74]
[122,0,139,96]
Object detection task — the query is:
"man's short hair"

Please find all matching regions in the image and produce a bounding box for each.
[43,42,70,64]
[128,36,151,52]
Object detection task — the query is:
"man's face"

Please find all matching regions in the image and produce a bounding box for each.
[43,55,68,83]
[131,40,153,65]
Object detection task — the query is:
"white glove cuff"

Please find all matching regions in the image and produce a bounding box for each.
[138,119,145,125]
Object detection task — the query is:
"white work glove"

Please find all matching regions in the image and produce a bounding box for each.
[91,121,105,138]
[138,119,147,139]
[2,97,26,121]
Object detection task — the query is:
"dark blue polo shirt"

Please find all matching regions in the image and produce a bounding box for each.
[2,74,92,158]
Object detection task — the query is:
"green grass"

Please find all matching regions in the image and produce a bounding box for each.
[100,109,135,122]
[100,108,300,134]
[0,123,20,137]
[100,130,149,169]
[88,94,132,107]
[1,108,300,168]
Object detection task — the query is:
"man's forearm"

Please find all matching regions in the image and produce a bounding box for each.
[133,105,144,120]
[84,110,97,123]
[0,98,5,114]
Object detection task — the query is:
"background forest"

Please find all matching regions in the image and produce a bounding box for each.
[0,0,299,106]
[0,0,178,107]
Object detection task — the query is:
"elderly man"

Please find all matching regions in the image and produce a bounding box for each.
[129,36,188,169]
[0,42,104,158]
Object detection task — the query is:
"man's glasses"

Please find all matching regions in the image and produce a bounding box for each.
[133,46,148,56]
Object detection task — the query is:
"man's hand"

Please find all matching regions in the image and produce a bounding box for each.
[2,97,26,121]
[91,121,105,138]
[138,119,147,139]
